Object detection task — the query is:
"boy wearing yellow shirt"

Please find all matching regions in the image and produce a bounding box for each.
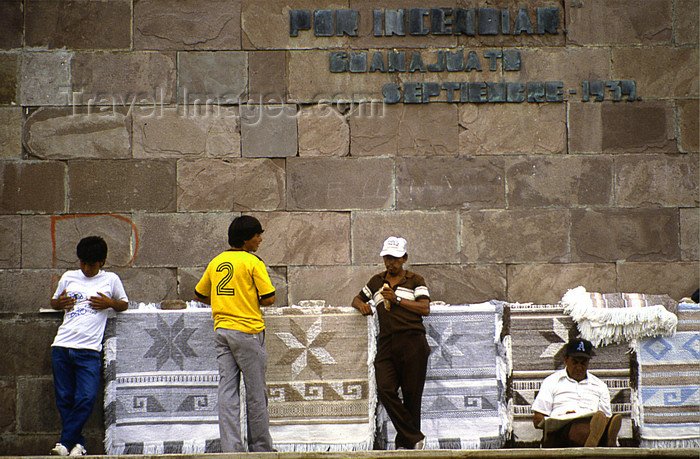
[195,216,276,452]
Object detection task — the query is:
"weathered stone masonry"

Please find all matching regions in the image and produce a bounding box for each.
[0,0,697,454]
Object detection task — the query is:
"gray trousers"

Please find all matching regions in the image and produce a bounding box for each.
[215,328,273,452]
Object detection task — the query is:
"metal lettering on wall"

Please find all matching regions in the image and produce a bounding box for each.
[289,7,640,104]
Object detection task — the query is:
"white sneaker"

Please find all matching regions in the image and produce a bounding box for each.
[69,444,86,456]
[414,438,426,450]
[50,443,69,456]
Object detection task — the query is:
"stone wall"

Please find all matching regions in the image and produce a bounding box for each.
[0,0,697,454]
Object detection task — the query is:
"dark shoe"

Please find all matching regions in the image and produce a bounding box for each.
[584,411,607,447]
[605,414,622,447]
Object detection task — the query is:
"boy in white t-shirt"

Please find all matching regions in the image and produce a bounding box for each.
[49,236,129,456]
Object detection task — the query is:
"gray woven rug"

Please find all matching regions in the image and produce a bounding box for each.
[378,302,508,449]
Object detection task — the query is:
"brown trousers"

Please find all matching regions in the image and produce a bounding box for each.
[375,330,430,449]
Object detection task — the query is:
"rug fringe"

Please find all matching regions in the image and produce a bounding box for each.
[562,286,678,346]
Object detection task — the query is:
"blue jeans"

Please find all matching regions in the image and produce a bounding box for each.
[51,346,101,450]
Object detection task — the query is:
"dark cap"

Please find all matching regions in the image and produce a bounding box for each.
[566,339,594,359]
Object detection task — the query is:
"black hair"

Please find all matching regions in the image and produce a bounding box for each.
[76,236,108,263]
[228,216,264,248]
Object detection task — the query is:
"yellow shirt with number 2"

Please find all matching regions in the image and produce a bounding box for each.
[195,250,275,334]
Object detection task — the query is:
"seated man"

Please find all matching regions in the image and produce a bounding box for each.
[531,339,622,447]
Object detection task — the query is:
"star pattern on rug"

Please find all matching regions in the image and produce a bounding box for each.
[144,314,198,370]
[275,317,336,378]
[426,322,466,367]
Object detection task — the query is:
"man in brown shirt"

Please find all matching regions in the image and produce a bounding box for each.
[352,236,431,450]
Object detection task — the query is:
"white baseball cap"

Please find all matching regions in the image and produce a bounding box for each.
[380,236,407,257]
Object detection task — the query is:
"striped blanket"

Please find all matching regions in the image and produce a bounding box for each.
[377,302,509,450]
[633,302,700,448]
[508,303,633,446]
[562,286,678,346]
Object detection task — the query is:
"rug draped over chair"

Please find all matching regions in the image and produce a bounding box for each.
[632,302,700,448]
[508,303,633,446]
[377,301,510,450]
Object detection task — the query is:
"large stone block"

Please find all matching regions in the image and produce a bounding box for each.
[177,158,285,211]
[251,211,351,266]
[0,216,20,269]
[287,157,393,210]
[249,51,287,101]
[680,208,699,261]
[135,0,241,50]
[566,0,671,45]
[397,156,505,210]
[178,52,248,103]
[507,263,617,304]
[568,101,676,154]
[0,1,22,49]
[506,155,613,207]
[17,378,61,434]
[678,99,699,153]
[352,211,460,264]
[571,209,679,262]
[350,103,459,156]
[676,0,699,45]
[459,103,566,155]
[615,154,699,207]
[287,265,378,307]
[24,107,131,160]
[178,267,205,302]
[460,209,569,263]
[512,48,610,95]
[0,270,58,313]
[0,107,22,160]
[617,261,700,300]
[133,106,241,159]
[0,161,66,214]
[17,377,104,434]
[19,51,72,106]
[233,158,286,211]
[298,105,349,157]
[418,264,507,304]
[132,213,237,267]
[288,50,391,103]
[71,52,177,105]
[241,104,298,157]
[67,160,177,213]
[112,267,178,304]
[0,315,59,375]
[21,214,137,270]
[0,53,18,104]
[612,47,698,98]
[177,159,235,211]
[0,379,16,432]
[25,0,131,50]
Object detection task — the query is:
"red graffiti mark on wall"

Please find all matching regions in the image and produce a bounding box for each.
[50,214,139,268]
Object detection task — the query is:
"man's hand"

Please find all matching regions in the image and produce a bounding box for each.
[351,296,374,316]
[90,292,128,312]
[50,290,75,310]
